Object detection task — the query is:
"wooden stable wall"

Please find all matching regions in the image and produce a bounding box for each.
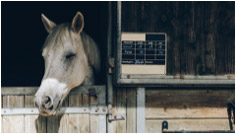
[111,88,235,133]
[122,1,235,75]
[1,87,102,133]
[116,2,235,132]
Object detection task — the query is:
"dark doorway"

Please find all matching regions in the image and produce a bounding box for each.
[2,1,108,86]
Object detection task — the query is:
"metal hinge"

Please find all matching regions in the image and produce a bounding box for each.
[108,57,115,74]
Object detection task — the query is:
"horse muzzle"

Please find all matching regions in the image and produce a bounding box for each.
[34,94,62,116]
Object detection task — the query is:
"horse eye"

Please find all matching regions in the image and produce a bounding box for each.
[66,53,76,59]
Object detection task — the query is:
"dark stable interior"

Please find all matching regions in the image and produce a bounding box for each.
[2,2,108,86]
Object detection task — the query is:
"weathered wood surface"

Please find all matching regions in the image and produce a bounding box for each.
[146,89,234,118]
[2,87,234,133]
[111,87,137,133]
[115,88,127,133]
[145,89,235,132]
[126,88,137,133]
[121,1,235,75]
[2,95,25,133]
[1,87,104,133]
[146,119,230,133]
[90,95,99,133]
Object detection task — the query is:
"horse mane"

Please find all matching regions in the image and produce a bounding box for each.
[80,32,101,74]
[42,23,101,74]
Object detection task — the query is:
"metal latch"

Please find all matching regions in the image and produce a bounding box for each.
[108,114,125,122]
[107,104,125,122]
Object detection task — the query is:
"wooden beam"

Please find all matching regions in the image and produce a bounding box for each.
[1,85,106,95]
[137,87,145,133]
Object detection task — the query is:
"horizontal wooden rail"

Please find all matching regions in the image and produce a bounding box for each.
[118,75,235,87]
[2,106,108,115]
[1,85,106,95]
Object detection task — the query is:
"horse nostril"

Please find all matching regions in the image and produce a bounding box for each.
[49,105,54,111]
[42,96,53,110]
[34,101,39,108]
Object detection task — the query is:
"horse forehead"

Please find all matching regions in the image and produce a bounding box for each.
[44,39,77,55]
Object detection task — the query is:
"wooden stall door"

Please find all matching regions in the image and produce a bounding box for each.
[1,86,106,133]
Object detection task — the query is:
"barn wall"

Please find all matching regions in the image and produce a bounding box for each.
[111,87,234,133]
[121,1,235,75]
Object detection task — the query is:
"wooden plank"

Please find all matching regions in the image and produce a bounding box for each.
[35,115,47,133]
[90,95,98,133]
[146,107,229,119]
[137,87,145,133]
[116,88,127,133]
[1,85,106,95]
[2,95,25,133]
[119,78,234,85]
[126,88,137,133]
[24,95,46,133]
[146,89,234,107]
[80,94,90,133]
[146,89,234,118]
[25,95,42,133]
[58,96,69,132]
[1,87,38,95]
[97,88,107,133]
[112,87,117,133]
[215,2,235,74]
[121,74,235,79]
[47,96,69,133]
[46,96,70,133]
[47,115,61,133]
[68,94,83,132]
[146,119,230,133]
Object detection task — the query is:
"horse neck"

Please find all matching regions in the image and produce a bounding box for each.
[80,32,101,74]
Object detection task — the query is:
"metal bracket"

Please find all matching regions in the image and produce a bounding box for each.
[108,114,125,122]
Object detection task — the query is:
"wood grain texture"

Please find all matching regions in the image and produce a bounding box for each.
[2,96,25,133]
[111,86,117,133]
[68,94,83,133]
[58,96,69,132]
[90,95,98,133]
[80,94,90,133]
[115,88,127,133]
[24,95,38,133]
[47,96,69,132]
[1,88,102,133]
[121,1,235,75]
[126,88,137,133]
[146,119,230,133]
[145,89,234,132]
[146,89,235,108]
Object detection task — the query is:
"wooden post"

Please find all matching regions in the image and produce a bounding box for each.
[137,87,145,133]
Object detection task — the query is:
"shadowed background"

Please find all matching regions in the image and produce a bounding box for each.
[2,2,108,86]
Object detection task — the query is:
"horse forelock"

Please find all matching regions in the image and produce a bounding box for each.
[41,23,74,51]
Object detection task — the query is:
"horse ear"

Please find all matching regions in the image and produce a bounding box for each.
[72,12,84,33]
[41,14,56,33]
